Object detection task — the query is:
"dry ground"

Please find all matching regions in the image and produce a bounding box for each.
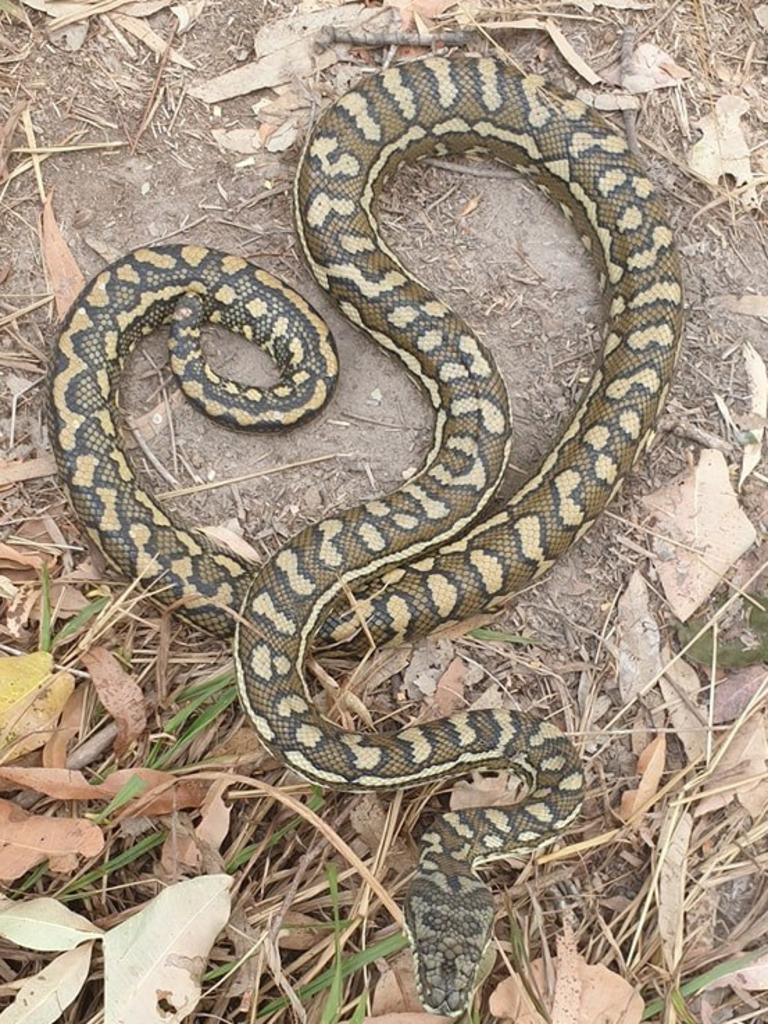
[1,1,767,1022]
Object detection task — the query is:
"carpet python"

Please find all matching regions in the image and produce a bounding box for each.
[50,56,683,1016]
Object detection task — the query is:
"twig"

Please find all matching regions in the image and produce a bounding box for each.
[130,23,177,152]
[315,26,474,50]
[619,27,640,157]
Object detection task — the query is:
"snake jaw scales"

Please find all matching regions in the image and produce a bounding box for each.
[51,56,682,1015]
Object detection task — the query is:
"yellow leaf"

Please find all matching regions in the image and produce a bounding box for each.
[0,652,74,762]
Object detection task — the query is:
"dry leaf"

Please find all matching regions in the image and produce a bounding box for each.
[688,95,756,206]
[706,950,768,992]
[171,0,206,33]
[0,895,102,951]
[657,809,693,971]
[403,638,454,699]
[0,540,51,571]
[756,4,768,30]
[659,651,706,763]
[371,951,425,1014]
[189,5,382,103]
[0,942,93,1024]
[720,294,768,318]
[0,652,75,762]
[429,657,469,716]
[0,101,25,182]
[264,118,299,153]
[103,874,232,1024]
[490,946,644,1023]
[0,454,58,487]
[450,771,521,812]
[276,910,325,951]
[40,193,85,319]
[713,666,768,724]
[110,12,194,68]
[738,343,767,489]
[210,127,262,155]
[81,647,146,757]
[489,971,546,1023]
[616,570,663,705]
[619,734,666,819]
[0,766,210,816]
[696,713,768,818]
[0,799,104,880]
[623,42,690,93]
[643,449,756,621]
[200,522,260,562]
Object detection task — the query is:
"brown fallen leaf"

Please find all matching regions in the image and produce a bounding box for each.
[403,638,454,700]
[643,449,756,621]
[0,798,104,880]
[371,950,425,1015]
[490,940,644,1023]
[428,657,468,717]
[40,193,85,319]
[110,12,194,68]
[276,910,326,951]
[688,95,756,206]
[713,666,768,724]
[696,713,768,818]
[43,683,87,768]
[0,540,51,571]
[81,647,147,757]
[0,766,210,816]
[211,127,262,155]
[619,734,666,820]
[615,570,663,705]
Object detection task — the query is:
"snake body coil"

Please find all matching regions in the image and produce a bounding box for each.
[51,57,683,1015]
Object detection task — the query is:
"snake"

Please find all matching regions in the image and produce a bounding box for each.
[50,57,683,1016]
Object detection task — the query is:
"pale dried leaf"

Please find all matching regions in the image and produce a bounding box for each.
[660,652,706,763]
[0,943,93,1024]
[41,194,85,319]
[103,874,232,1024]
[619,734,666,819]
[264,118,299,153]
[706,950,768,992]
[643,449,756,621]
[756,4,768,29]
[111,12,194,68]
[616,570,663,704]
[696,713,768,818]
[739,343,767,488]
[544,18,601,85]
[623,42,690,93]
[195,781,230,852]
[0,799,104,880]
[658,809,693,971]
[450,771,522,812]
[720,294,768,318]
[210,127,262,155]
[0,896,102,951]
[403,638,454,699]
[688,95,755,206]
[429,658,467,716]
[200,522,260,562]
[171,0,205,33]
[81,647,146,757]
[189,4,381,103]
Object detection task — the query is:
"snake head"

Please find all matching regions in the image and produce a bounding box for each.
[404,859,495,1017]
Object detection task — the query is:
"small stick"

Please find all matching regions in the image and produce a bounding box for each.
[619,27,640,157]
[131,23,177,153]
[315,26,474,50]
